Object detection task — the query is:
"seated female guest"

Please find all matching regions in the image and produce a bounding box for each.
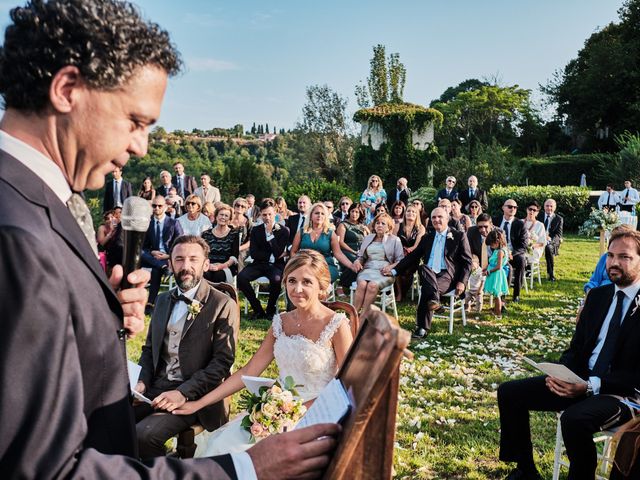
[336,203,370,290]
[291,203,360,283]
[451,198,472,232]
[411,198,429,226]
[523,200,545,264]
[138,176,156,201]
[274,196,291,224]
[231,197,252,270]
[467,199,482,225]
[202,201,216,224]
[201,204,240,284]
[391,201,406,225]
[178,194,212,236]
[352,213,404,313]
[96,210,121,273]
[171,249,353,456]
[392,204,426,301]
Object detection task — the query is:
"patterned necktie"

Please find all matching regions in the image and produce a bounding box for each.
[592,291,627,376]
[66,193,98,257]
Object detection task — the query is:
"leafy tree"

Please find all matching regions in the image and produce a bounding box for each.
[266,123,270,134]
[543,0,640,150]
[251,122,256,135]
[355,44,407,107]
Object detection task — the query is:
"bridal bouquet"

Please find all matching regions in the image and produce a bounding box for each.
[239,376,307,442]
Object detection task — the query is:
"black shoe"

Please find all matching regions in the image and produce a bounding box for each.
[504,468,542,480]
[411,327,428,339]
[512,296,520,303]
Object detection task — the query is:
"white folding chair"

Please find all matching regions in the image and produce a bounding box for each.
[349,283,398,318]
[243,276,284,315]
[434,290,467,334]
[524,259,542,292]
[552,412,618,480]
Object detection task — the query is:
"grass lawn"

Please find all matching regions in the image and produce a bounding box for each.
[128,234,600,479]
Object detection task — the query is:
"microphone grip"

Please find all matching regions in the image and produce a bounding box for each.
[120,230,146,290]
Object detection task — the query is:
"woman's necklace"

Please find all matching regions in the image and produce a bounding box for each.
[310,226,322,242]
[214,225,229,237]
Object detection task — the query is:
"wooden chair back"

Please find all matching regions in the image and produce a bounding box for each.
[322,300,360,338]
[322,309,410,479]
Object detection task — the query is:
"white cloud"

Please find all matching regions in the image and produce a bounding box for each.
[187,57,239,72]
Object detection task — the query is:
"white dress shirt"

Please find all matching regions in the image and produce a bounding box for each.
[620,187,640,206]
[587,281,640,394]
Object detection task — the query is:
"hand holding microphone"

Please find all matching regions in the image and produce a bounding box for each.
[111,197,153,338]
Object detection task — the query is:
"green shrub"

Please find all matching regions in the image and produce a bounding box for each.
[488,185,591,231]
[283,179,360,208]
[409,186,438,213]
[519,154,615,188]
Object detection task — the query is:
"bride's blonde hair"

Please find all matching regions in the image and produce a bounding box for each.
[283,249,331,299]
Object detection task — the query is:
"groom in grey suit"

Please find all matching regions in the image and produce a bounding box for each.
[135,235,238,459]
[0,1,340,478]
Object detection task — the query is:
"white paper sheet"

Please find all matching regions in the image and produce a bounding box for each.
[241,375,276,396]
[127,360,152,404]
[523,357,587,385]
[295,378,351,430]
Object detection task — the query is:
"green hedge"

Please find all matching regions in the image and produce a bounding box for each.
[283,179,360,208]
[408,186,438,213]
[488,185,591,231]
[519,154,615,189]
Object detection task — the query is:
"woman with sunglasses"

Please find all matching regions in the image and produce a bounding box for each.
[177,194,212,236]
[231,198,252,271]
[411,199,430,225]
[524,200,546,263]
[467,199,483,225]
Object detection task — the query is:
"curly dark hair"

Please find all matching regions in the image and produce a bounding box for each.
[0,0,182,112]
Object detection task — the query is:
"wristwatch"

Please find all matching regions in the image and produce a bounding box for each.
[585,380,594,397]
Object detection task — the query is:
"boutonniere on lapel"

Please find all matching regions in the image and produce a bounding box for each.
[446,232,453,240]
[273,223,281,231]
[187,300,202,319]
[631,295,640,316]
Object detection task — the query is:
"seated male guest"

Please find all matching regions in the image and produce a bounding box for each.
[141,196,184,310]
[156,170,175,198]
[383,207,471,338]
[457,175,488,212]
[467,214,502,270]
[333,196,352,225]
[237,198,289,319]
[493,199,527,302]
[135,235,238,459]
[540,198,563,281]
[426,198,461,232]
[497,228,640,480]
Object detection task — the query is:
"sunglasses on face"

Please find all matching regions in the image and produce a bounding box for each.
[341,202,350,206]
[469,205,479,209]
[186,202,199,207]
[505,205,517,209]
[234,204,247,209]
[152,204,164,208]
[527,208,539,212]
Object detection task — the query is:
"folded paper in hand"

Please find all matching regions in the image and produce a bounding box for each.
[523,357,586,385]
[127,360,152,404]
[295,378,352,430]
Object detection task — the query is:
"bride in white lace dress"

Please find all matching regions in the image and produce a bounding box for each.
[170,249,353,456]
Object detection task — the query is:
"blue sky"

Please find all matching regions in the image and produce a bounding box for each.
[0,1,624,132]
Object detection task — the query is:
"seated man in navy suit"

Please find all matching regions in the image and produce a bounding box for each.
[383,207,472,338]
[498,228,640,480]
[237,198,289,319]
[141,195,184,311]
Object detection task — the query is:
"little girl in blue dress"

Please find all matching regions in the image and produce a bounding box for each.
[483,230,509,318]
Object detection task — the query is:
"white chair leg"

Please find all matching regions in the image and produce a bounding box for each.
[391,289,398,318]
[552,415,563,480]
[461,295,467,327]
[448,294,454,334]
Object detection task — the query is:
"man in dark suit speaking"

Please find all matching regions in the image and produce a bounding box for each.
[498,228,640,480]
[0,1,339,478]
[383,207,472,338]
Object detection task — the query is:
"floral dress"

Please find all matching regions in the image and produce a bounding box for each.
[360,189,387,224]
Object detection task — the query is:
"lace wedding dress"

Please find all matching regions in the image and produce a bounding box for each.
[197,312,347,457]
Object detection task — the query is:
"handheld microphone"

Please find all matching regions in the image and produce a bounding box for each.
[120,196,153,289]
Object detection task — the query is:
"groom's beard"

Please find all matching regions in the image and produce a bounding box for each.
[175,267,202,291]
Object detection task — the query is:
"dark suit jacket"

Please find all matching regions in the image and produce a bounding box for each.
[175,175,198,198]
[285,213,304,246]
[387,188,411,210]
[138,280,238,431]
[492,216,528,257]
[142,215,183,253]
[561,284,640,396]
[436,188,458,202]
[539,212,564,252]
[156,183,175,198]
[103,178,132,212]
[457,187,488,211]
[0,152,232,477]
[249,223,289,268]
[466,225,505,259]
[394,228,472,288]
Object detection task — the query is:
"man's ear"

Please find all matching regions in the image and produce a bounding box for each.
[202,258,210,272]
[49,66,83,113]
[167,259,174,273]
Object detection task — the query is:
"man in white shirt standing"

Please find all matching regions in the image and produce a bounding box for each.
[598,183,622,211]
[619,180,639,213]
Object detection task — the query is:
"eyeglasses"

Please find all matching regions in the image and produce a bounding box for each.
[505,205,517,209]
[527,207,539,212]
[469,205,479,209]
[234,204,247,209]
[341,202,350,206]
[447,180,456,184]
[185,201,199,207]
[151,204,164,208]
